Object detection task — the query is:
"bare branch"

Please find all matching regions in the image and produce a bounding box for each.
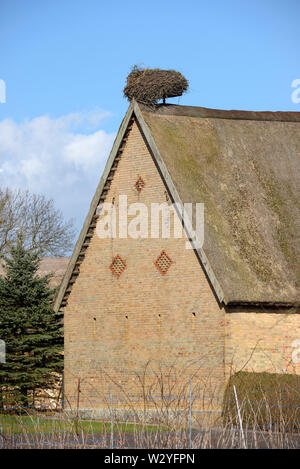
[0,187,75,256]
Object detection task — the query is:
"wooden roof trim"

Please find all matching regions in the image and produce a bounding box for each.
[132,100,226,305]
[53,104,135,312]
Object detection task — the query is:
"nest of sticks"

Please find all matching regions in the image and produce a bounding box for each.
[123,67,189,106]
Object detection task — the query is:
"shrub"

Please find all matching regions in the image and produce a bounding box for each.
[223,371,300,433]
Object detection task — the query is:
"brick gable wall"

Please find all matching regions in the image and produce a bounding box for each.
[63,120,225,415]
[63,118,300,420]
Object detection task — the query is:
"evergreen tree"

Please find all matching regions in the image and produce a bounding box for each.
[0,233,63,407]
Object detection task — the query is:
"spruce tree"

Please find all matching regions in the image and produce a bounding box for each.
[0,233,63,408]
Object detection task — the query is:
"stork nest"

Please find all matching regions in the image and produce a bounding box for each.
[123,67,189,106]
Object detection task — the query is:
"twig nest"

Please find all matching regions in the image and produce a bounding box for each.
[124,67,189,106]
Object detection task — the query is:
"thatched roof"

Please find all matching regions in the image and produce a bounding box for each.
[0,257,69,288]
[54,101,300,311]
[139,104,300,304]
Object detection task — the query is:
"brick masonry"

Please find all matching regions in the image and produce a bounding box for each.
[225,306,300,376]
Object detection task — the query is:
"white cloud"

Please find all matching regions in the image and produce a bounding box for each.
[63,130,113,171]
[0,111,116,231]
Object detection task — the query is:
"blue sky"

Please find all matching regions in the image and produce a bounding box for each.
[0,0,299,241]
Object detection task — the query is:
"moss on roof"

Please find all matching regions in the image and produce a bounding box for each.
[140,104,300,304]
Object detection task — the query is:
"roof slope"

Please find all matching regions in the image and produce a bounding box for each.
[140,104,300,304]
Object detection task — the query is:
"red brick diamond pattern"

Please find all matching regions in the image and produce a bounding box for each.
[110,255,126,278]
[135,176,145,193]
[154,251,173,275]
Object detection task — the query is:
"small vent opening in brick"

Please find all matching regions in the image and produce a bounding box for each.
[135,176,145,193]
[110,255,126,278]
[154,250,173,275]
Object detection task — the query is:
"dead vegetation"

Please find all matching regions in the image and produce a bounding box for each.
[1,362,300,448]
